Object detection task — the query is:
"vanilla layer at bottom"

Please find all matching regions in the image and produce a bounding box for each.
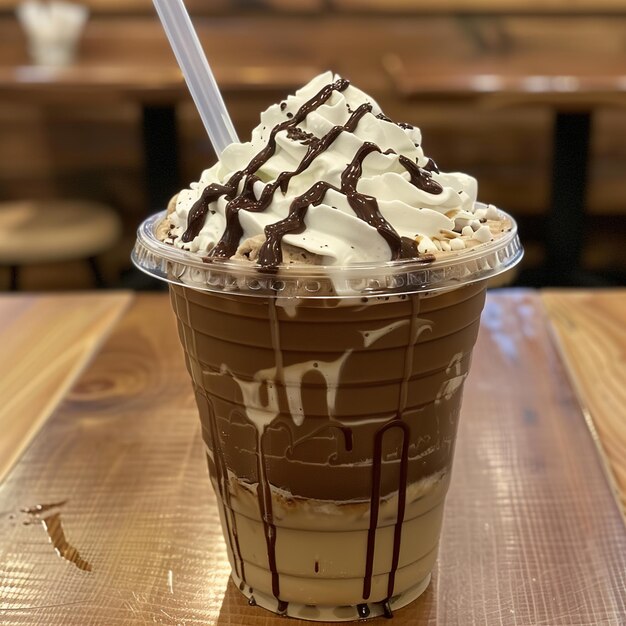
[213,469,450,610]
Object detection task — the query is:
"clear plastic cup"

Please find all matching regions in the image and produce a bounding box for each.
[133,211,522,621]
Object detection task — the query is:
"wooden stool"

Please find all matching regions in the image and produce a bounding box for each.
[0,200,122,290]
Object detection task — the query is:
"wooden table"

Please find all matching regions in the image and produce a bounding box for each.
[0,290,624,625]
[0,65,188,214]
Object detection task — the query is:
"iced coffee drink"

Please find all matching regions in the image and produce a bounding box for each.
[134,72,522,621]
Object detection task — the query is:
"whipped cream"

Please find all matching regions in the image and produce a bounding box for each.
[164,71,506,266]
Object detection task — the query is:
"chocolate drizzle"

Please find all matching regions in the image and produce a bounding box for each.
[398,155,443,195]
[258,140,418,267]
[256,426,282,600]
[182,78,436,266]
[186,78,350,255]
[382,600,394,618]
[362,296,420,602]
[341,143,407,261]
[204,396,246,583]
[423,157,440,174]
[286,126,316,145]
[181,175,243,243]
[362,419,410,600]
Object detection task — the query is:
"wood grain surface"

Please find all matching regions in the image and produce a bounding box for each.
[0,293,131,483]
[542,290,626,515]
[0,292,625,625]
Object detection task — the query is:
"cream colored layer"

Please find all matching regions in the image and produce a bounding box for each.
[214,467,450,530]
[214,471,449,606]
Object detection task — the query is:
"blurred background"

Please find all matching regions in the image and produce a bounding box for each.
[0,0,624,291]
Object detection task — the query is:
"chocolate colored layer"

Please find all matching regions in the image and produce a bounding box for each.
[170,282,485,502]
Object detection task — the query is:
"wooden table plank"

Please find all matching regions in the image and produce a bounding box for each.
[542,289,626,514]
[0,291,624,625]
[0,293,132,483]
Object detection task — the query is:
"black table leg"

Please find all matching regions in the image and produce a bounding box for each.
[9,266,19,291]
[546,111,591,285]
[142,105,181,213]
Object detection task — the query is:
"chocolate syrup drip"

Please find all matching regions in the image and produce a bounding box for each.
[277,103,372,194]
[248,596,257,607]
[423,158,440,174]
[400,236,418,258]
[286,126,316,145]
[341,426,353,452]
[385,420,410,599]
[382,600,394,618]
[251,78,349,177]
[198,78,350,257]
[277,600,289,615]
[363,296,419,601]
[341,143,406,261]
[182,175,243,243]
[204,394,246,582]
[398,155,443,195]
[259,181,332,267]
[256,104,372,266]
[362,420,410,600]
[256,426,282,600]
[209,174,262,258]
[213,295,421,611]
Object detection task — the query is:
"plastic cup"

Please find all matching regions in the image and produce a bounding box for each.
[133,212,522,621]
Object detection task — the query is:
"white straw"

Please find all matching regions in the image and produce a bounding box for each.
[152,0,239,156]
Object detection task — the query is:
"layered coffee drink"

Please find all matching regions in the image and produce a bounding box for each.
[134,71,522,620]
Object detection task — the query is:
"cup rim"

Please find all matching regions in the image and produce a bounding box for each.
[132,210,524,299]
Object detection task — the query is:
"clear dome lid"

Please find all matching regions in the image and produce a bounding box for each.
[132,211,523,299]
